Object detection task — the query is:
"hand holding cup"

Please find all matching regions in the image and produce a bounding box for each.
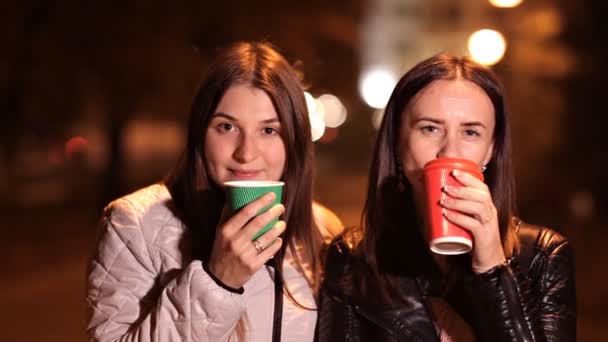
[440,169,506,273]
[207,181,286,289]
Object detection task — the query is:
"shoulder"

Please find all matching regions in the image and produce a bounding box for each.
[515,220,574,270]
[102,183,180,235]
[104,183,174,218]
[312,201,345,243]
[324,228,362,280]
[516,221,570,254]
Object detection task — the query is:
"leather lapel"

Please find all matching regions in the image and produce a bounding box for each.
[353,278,440,342]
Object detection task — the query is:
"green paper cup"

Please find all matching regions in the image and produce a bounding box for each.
[223,180,284,240]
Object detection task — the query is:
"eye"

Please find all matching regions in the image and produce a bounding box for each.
[420,125,440,134]
[216,122,236,133]
[464,129,480,137]
[262,126,279,136]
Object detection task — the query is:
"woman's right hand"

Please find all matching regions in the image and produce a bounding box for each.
[207,192,286,289]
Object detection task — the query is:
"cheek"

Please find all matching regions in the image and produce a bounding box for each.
[267,141,287,175]
[462,141,493,166]
[401,136,431,172]
[203,133,227,170]
[400,137,432,190]
[276,144,287,169]
[203,135,216,162]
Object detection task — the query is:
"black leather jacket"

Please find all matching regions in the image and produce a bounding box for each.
[317,222,576,341]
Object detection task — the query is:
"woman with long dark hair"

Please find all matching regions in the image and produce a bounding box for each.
[86,41,342,341]
[318,53,576,341]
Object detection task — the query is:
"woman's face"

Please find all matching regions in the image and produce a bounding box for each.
[204,84,286,185]
[399,79,495,197]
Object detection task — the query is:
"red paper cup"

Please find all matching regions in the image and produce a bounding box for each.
[424,158,484,255]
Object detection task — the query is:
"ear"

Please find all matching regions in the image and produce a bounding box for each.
[483,139,495,167]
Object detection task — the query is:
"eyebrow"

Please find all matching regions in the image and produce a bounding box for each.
[212,112,280,124]
[462,121,486,129]
[412,116,443,124]
[413,116,486,129]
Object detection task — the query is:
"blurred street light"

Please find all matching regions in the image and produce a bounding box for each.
[489,0,523,8]
[359,68,397,109]
[318,94,347,128]
[468,29,507,66]
[305,92,347,141]
[305,92,326,141]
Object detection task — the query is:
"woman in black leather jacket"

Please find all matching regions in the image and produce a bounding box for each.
[317,54,576,341]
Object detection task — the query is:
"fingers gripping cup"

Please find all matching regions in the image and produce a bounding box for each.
[424,158,484,255]
[223,181,284,241]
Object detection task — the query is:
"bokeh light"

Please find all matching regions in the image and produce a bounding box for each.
[318,94,347,128]
[488,0,523,8]
[570,190,594,221]
[359,68,396,109]
[304,92,317,116]
[318,127,339,144]
[467,29,507,66]
[305,91,326,141]
[65,136,89,160]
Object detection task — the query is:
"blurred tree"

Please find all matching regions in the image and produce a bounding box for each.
[1,2,53,181]
[74,2,172,205]
[0,1,81,206]
[2,0,363,208]
[556,0,607,224]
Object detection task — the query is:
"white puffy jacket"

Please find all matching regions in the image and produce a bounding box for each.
[86,184,342,342]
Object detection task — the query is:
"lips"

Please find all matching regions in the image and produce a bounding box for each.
[229,169,262,179]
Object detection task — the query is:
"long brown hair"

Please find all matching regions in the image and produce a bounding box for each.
[165,41,323,303]
[356,53,517,302]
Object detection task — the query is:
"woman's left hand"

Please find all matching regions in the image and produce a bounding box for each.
[440,169,506,273]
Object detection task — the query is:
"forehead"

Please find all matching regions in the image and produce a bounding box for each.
[406,79,495,123]
[215,84,278,119]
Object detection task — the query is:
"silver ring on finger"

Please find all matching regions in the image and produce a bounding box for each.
[253,239,264,254]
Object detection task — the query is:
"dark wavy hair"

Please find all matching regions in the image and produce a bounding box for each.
[165,41,323,302]
[356,53,517,302]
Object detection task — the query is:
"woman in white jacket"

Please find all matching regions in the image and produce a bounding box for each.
[86,41,343,341]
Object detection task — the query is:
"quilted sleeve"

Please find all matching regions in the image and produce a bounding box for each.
[86,199,246,342]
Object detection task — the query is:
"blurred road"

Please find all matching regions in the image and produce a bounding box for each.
[1,209,95,341]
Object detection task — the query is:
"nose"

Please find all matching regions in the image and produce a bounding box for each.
[233,133,259,163]
[435,135,460,159]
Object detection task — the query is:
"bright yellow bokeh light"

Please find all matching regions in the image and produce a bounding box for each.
[488,0,523,8]
[467,29,507,66]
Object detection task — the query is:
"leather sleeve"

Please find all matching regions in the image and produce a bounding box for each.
[468,239,576,341]
[317,240,361,342]
[536,239,576,340]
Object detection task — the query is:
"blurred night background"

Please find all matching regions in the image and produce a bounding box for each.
[1,0,606,340]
